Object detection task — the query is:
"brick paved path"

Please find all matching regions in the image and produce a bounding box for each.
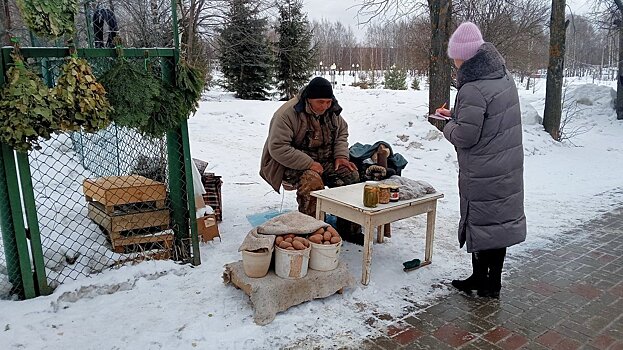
[362,207,623,350]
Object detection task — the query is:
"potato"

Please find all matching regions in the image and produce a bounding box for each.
[302,239,309,247]
[323,232,332,242]
[323,241,331,245]
[308,234,322,244]
[330,236,341,244]
[275,236,284,245]
[284,237,293,243]
[286,247,295,250]
[286,234,296,239]
[293,236,306,244]
[279,241,292,249]
[326,226,338,235]
[292,240,306,250]
[313,227,324,236]
[330,231,339,238]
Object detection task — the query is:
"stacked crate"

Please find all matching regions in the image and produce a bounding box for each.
[83,175,172,256]
[201,173,223,222]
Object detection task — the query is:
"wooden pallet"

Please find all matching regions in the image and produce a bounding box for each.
[83,175,167,214]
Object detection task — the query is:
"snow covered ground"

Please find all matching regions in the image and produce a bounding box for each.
[1,75,622,349]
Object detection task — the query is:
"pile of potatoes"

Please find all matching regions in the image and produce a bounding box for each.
[275,234,309,250]
[308,226,341,245]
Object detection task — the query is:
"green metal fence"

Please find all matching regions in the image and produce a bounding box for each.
[0,42,200,299]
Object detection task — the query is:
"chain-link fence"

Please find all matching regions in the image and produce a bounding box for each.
[0,1,201,300]
[0,52,198,299]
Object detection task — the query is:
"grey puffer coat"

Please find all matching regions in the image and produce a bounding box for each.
[443,42,527,253]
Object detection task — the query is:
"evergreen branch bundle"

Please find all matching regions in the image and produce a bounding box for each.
[99,59,161,130]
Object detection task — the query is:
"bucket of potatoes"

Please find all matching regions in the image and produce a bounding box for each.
[274,226,342,278]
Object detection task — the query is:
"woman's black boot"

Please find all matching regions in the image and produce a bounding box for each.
[476,248,506,299]
[452,252,487,294]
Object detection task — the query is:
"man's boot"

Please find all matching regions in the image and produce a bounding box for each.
[296,170,325,217]
[336,218,364,245]
[477,248,506,299]
[452,252,487,294]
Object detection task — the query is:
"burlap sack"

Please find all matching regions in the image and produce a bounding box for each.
[238,211,328,252]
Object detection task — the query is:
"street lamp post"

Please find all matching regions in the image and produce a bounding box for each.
[319,61,323,76]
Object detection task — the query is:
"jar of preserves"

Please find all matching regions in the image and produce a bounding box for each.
[389,185,400,202]
[378,184,391,204]
[363,181,379,208]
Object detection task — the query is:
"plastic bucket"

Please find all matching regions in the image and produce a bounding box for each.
[309,240,342,271]
[241,248,273,278]
[274,245,310,279]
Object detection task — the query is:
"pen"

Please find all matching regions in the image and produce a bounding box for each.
[439,102,447,109]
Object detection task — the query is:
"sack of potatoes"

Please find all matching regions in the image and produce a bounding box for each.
[275,233,310,250]
[307,226,341,245]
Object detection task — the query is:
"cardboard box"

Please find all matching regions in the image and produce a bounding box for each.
[197,214,220,242]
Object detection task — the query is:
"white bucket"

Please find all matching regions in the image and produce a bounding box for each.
[241,248,273,278]
[309,240,342,271]
[274,245,310,279]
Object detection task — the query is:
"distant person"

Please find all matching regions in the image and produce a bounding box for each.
[260,77,363,244]
[436,22,527,298]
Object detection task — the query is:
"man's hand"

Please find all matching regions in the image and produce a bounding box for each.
[334,158,357,172]
[309,161,324,174]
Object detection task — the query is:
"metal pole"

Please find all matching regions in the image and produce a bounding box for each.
[16,152,50,295]
[84,1,94,49]
[180,120,200,265]
[0,144,22,297]
[1,144,36,299]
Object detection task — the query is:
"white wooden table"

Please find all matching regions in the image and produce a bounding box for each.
[311,183,444,285]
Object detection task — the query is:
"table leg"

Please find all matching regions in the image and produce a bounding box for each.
[425,200,437,263]
[362,216,374,285]
[384,223,391,238]
[315,199,325,221]
[376,225,383,243]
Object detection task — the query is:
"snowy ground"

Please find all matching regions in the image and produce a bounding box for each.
[1,75,622,349]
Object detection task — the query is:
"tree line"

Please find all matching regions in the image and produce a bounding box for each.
[1,0,622,137]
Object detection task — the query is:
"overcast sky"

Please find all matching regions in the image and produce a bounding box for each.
[302,0,593,41]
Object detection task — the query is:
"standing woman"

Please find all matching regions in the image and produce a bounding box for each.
[436,22,527,298]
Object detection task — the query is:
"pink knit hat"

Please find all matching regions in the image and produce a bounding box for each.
[447,22,484,61]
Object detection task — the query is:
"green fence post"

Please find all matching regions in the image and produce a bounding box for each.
[0,42,23,297]
[163,56,189,260]
[16,153,50,295]
[1,144,36,299]
[0,144,23,297]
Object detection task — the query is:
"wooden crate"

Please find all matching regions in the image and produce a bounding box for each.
[198,214,220,242]
[88,201,171,253]
[201,173,223,222]
[83,175,167,213]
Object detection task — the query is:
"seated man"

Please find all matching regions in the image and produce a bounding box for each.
[259,77,363,244]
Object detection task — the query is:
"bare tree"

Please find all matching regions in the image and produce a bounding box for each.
[427,0,452,130]
[543,0,569,140]
[1,0,11,45]
[358,0,451,129]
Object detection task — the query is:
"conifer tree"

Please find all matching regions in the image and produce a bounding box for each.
[276,0,316,99]
[384,65,407,90]
[219,0,273,100]
[411,76,420,90]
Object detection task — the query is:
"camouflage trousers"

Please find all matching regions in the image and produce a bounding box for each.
[283,161,359,218]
